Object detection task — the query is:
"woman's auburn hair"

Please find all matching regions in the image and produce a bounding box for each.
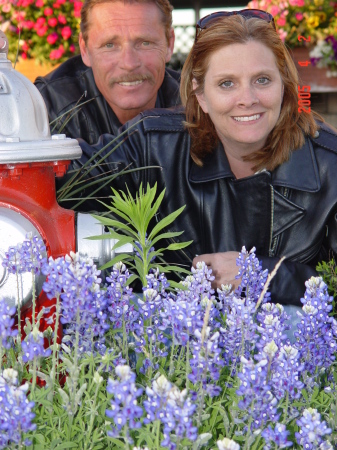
[180,15,323,171]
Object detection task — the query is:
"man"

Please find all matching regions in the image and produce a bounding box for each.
[34,0,180,144]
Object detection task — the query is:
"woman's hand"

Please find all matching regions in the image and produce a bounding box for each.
[193,251,241,290]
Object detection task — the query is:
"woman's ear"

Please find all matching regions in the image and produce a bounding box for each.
[192,78,208,114]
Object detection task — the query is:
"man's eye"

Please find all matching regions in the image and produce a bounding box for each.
[142,41,150,46]
[220,80,234,88]
[105,43,114,48]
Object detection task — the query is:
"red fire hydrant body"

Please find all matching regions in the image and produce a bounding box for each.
[0,32,82,334]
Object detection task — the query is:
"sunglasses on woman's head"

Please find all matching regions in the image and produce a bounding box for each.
[195,9,276,42]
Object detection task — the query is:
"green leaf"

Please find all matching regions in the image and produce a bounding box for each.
[99,254,133,270]
[148,205,186,241]
[166,240,193,251]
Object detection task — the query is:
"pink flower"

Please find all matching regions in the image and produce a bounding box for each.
[50,49,62,60]
[296,0,305,5]
[21,52,27,59]
[2,4,11,12]
[295,12,304,21]
[23,20,35,29]
[53,2,60,8]
[61,26,72,40]
[20,0,34,6]
[277,17,287,27]
[69,43,75,52]
[35,17,46,26]
[73,1,82,17]
[47,31,58,44]
[270,5,280,16]
[48,17,58,27]
[35,0,44,6]
[44,7,53,16]
[36,25,48,36]
[277,29,288,42]
[21,41,29,51]
[58,14,66,24]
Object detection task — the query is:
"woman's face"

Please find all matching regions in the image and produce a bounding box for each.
[195,40,284,158]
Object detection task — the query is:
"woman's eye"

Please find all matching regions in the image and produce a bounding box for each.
[220,80,234,88]
[257,77,270,84]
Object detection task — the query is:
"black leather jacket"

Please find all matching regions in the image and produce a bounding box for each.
[34,55,181,144]
[73,108,337,307]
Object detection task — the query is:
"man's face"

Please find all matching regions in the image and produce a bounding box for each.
[79,1,174,124]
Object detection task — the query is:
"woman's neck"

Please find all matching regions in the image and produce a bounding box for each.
[225,151,255,179]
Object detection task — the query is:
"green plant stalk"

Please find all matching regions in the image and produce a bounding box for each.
[122,315,129,364]
[16,270,21,342]
[0,343,3,372]
[168,328,175,377]
[155,419,161,449]
[50,294,61,396]
[31,356,37,394]
[243,405,254,450]
[68,307,81,441]
[31,269,36,327]
[185,340,190,390]
[124,424,130,450]
[84,380,101,450]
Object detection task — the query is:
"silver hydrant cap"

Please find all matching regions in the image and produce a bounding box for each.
[0,31,81,163]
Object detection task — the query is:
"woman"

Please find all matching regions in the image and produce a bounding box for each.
[76,10,337,306]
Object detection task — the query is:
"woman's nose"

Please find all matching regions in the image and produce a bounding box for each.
[237,85,259,107]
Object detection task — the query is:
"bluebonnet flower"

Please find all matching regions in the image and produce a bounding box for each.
[160,262,219,347]
[217,247,270,368]
[217,438,240,450]
[106,262,140,333]
[269,343,304,401]
[0,299,18,348]
[144,374,197,449]
[235,246,270,304]
[236,356,279,430]
[42,252,108,354]
[188,326,224,397]
[295,408,332,449]
[134,234,156,263]
[294,277,337,375]
[261,423,293,449]
[2,232,46,274]
[0,369,36,449]
[105,365,143,439]
[256,303,289,350]
[21,327,52,362]
[218,292,259,368]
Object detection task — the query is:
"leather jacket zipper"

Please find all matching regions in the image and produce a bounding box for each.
[269,185,276,257]
[269,187,290,257]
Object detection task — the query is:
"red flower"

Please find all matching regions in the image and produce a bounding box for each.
[35,17,46,27]
[50,44,65,60]
[21,41,29,51]
[44,7,53,16]
[48,17,58,27]
[58,14,67,24]
[47,32,58,45]
[35,0,44,6]
[61,26,72,40]
[21,52,28,59]
[36,26,48,36]
[69,43,75,52]
[23,20,35,29]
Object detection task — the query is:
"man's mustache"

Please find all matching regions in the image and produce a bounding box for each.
[109,74,153,86]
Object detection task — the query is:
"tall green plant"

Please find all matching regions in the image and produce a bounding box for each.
[89,183,192,287]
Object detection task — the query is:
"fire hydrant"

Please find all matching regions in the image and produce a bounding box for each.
[0,32,125,334]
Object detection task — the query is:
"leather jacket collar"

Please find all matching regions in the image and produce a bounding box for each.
[189,135,321,193]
